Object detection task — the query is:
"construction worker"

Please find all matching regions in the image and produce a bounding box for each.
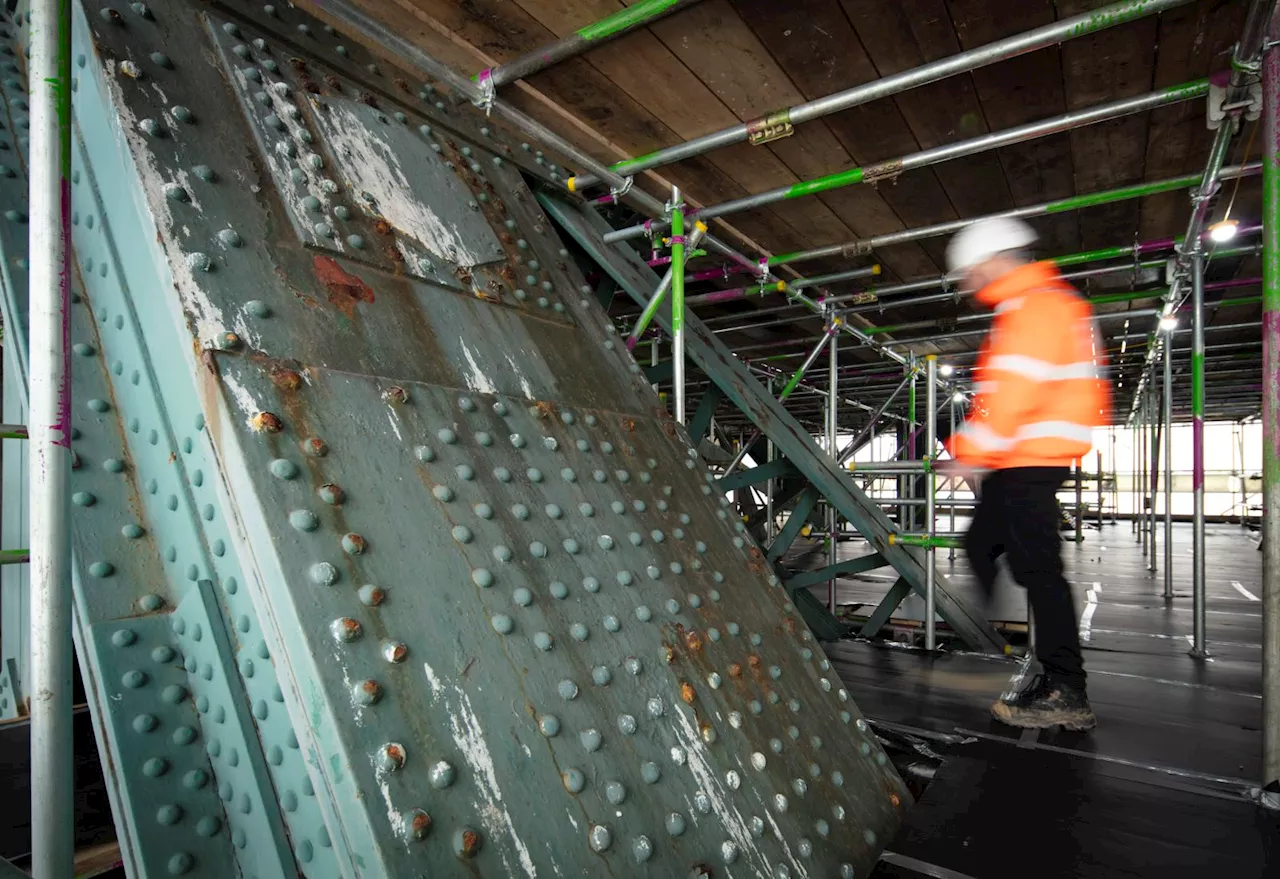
[943,217,1110,732]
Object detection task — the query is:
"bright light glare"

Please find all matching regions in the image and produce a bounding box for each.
[1159,315,1179,332]
[939,363,955,377]
[953,392,966,403]
[1209,219,1239,243]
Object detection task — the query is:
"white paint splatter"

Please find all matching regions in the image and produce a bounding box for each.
[421,662,537,876]
[459,340,499,395]
[314,100,490,266]
[385,409,403,441]
[671,705,786,877]
[221,373,261,427]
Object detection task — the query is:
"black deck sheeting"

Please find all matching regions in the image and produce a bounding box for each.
[800,523,1274,877]
[869,740,1280,879]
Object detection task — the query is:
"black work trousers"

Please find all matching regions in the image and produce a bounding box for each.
[964,466,1086,691]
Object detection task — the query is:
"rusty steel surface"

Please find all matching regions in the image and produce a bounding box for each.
[48,0,909,875]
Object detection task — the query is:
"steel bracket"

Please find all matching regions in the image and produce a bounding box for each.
[746,109,794,145]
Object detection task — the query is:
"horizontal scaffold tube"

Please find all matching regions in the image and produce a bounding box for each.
[603,78,1211,242]
[569,0,1194,191]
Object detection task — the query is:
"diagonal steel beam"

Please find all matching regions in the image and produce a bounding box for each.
[543,193,1006,652]
[786,553,888,592]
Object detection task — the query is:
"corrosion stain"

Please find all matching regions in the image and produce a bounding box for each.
[728,662,742,678]
[251,411,283,433]
[684,630,704,653]
[312,254,375,320]
[680,682,696,704]
[269,367,302,391]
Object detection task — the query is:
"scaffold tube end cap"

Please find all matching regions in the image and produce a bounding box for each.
[773,281,787,291]
[695,221,708,232]
[567,176,578,193]
[926,354,937,361]
[872,264,882,275]
[887,533,898,546]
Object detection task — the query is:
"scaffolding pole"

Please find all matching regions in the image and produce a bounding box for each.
[671,187,687,424]
[604,79,1209,241]
[1191,250,1208,658]
[1149,380,1160,573]
[570,0,1194,192]
[1262,6,1280,806]
[1164,332,1175,600]
[476,0,706,92]
[28,0,74,876]
[925,356,938,650]
[826,306,839,613]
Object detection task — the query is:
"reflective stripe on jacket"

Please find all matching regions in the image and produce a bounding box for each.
[946,261,1111,470]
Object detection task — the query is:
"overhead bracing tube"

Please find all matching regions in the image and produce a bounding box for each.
[568,0,1195,192]
[1129,0,1276,419]
[604,79,1211,242]
[475,0,707,93]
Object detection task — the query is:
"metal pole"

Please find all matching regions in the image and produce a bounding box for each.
[925,356,938,651]
[570,0,1194,191]
[626,222,708,350]
[766,378,776,544]
[1096,450,1103,531]
[671,188,687,425]
[604,80,1209,241]
[1149,379,1159,572]
[721,324,839,475]
[907,358,918,532]
[1128,0,1275,418]
[477,0,706,91]
[651,338,660,395]
[1164,332,1175,600]
[826,307,839,613]
[949,395,958,561]
[1261,10,1280,804]
[1140,391,1149,551]
[1075,458,1083,543]
[1191,250,1208,658]
[836,371,912,466]
[28,0,74,875]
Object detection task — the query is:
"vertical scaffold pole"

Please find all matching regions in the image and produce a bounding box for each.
[1260,10,1280,804]
[925,356,938,650]
[1164,333,1174,600]
[1097,450,1103,530]
[826,307,839,613]
[28,0,75,876]
[1149,379,1160,573]
[1191,250,1208,658]
[949,394,957,561]
[766,377,776,544]
[671,187,687,424]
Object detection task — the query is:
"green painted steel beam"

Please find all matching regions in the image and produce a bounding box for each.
[718,457,799,492]
[786,553,888,592]
[858,577,913,640]
[766,487,821,563]
[687,384,722,445]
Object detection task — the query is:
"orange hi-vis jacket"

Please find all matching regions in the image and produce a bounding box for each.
[946,261,1111,470]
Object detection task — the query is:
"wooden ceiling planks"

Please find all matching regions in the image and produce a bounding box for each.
[1138,0,1250,242]
[948,0,1081,260]
[1059,0,1159,252]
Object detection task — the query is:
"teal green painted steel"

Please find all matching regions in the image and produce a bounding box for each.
[0,15,31,727]
[857,578,912,639]
[785,554,888,592]
[766,488,821,563]
[541,192,1006,654]
[718,457,799,492]
[0,658,21,720]
[86,612,236,875]
[57,0,910,874]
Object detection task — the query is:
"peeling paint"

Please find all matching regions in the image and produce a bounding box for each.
[221,372,263,429]
[422,662,537,876]
[459,339,499,395]
[315,100,492,267]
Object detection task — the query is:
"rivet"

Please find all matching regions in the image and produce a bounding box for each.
[251,412,282,433]
[634,604,651,622]
[533,631,554,651]
[139,594,163,612]
[304,437,329,457]
[436,428,457,444]
[352,679,382,705]
[665,812,686,836]
[330,617,362,643]
[550,580,568,599]
[89,561,114,578]
[381,640,408,663]
[538,714,561,737]
[589,824,612,852]
[471,568,493,587]
[492,545,513,563]
[452,525,473,544]
[558,679,578,700]
[561,768,585,793]
[310,562,339,586]
[71,491,96,507]
[491,613,513,634]
[132,713,158,733]
[377,743,406,772]
[269,458,299,479]
[632,836,654,862]
[358,584,385,607]
[429,760,456,789]
[406,809,432,841]
[342,533,367,555]
[617,570,634,586]
[166,852,194,875]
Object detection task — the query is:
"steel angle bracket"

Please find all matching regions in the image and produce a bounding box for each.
[540,193,1006,654]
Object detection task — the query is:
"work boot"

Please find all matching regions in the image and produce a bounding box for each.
[990,674,1096,731]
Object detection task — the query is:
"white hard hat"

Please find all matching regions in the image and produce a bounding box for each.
[945,217,1038,278]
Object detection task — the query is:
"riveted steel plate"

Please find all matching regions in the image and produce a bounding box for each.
[68,0,909,875]
[86,611,236,878]
[201,354,906,877]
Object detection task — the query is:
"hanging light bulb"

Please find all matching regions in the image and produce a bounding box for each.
[1208,218,1239,242]
[953,391,966,403]
[1159,315,1179,332]
[939,363,955,377]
